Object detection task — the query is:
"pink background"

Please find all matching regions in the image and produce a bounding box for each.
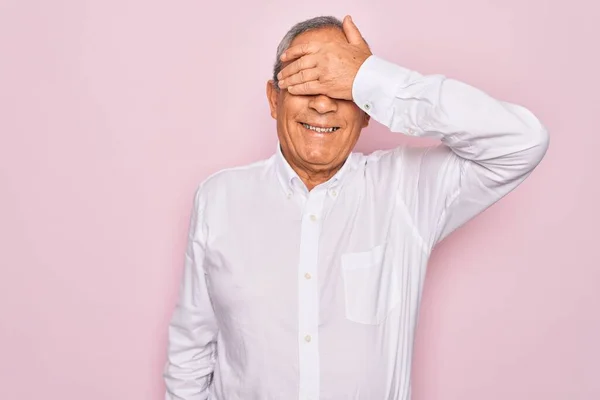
[1,0,598,399]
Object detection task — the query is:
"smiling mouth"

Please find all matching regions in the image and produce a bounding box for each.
[300,122,340,133]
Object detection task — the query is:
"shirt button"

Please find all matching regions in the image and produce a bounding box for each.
[286,192,292,199]
[309,214,317,222]
[304,272,311,280]
[304,335,312,343]
[330,189,337,197]
[364,103,372,110]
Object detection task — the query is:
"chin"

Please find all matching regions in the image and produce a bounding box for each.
[300,149,337,166]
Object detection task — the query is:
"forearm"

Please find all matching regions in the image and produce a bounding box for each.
[164,305,217,400]
[352,55,550,179]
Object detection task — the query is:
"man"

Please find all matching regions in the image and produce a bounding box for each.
[164,15,549,400]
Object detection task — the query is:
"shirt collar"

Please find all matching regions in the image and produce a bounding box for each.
[274,141,357,194]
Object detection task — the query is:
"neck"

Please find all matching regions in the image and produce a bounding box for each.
[283,153,346,191]
[293,164,342,191]
[279,145,349,191]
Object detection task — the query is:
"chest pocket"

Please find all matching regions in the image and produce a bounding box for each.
[341,244,401,325]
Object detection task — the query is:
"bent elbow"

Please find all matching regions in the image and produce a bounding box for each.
[525,124,550,170]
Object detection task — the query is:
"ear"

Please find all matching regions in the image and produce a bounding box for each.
[266,80,279,119]
[362,112,370,128]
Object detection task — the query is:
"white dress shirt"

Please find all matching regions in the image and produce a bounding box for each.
[163,55,549,400]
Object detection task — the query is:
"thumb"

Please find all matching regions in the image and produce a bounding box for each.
[343,15,366,46]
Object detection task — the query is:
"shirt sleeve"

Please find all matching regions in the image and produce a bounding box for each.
[352,55,550,249]
[164,186,218,400]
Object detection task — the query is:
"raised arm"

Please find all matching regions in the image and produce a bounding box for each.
[352,55,549,248]
[164,187,218,399]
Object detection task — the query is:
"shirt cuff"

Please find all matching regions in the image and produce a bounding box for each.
[352,55,419,126]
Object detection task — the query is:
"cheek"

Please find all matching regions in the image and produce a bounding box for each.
[340,109,366,136]
[339,102,364,121]
[279,94,302,114]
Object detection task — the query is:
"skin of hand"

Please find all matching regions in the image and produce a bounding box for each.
[277,15,373,101]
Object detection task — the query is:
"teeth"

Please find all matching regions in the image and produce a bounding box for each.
[302,123,339,133]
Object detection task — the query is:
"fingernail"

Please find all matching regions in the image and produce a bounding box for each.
[278,80,285,87]
[280,53,286,61]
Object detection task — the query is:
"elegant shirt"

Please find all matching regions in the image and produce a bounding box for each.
[163,55,549,400]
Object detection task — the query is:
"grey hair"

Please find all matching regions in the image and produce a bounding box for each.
[272,16,344,90]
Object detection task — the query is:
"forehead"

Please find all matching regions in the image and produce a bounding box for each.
[290,27,347,47]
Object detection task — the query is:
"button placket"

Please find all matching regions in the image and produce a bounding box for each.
[297,187,327,400]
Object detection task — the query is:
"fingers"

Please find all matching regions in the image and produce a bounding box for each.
[287,80,323,96]
[278,68,319,89]
[277,54,318,81]
[280,42,318,62]
[342,15,367,46]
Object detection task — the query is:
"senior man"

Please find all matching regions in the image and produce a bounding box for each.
[164,15,549,400]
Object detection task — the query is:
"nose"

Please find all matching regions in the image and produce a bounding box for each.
[308,94,338,114]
